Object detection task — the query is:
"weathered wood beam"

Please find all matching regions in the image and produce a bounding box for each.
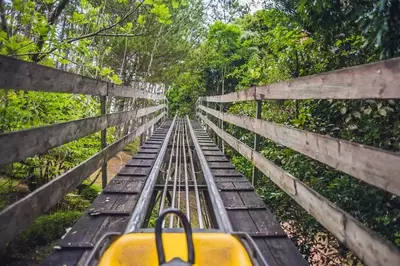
[0,55,165,100]
[199,104,400,197]
[0,112,165,248]
[199,57,400,102]
[197,112,400,266]
[0,104,166,167]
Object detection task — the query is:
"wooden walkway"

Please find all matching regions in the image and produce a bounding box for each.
[44,120,306,266]
[44,122,173,265]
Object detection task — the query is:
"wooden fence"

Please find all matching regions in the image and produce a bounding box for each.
[0,56,167,248]
[197,58,400,266]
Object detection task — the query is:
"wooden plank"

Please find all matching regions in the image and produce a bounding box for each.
[108,83,165,100]
[133,153,158,159]
[227,210,259,233]
[220,191,243,205]
[0,104,165,167]
[239,191,265,206]
[248,209,285,235]
[108,104,165,127]
[118,166,150,176]
[233,182,253,190]
[0,55,165,100]
[199,57,400,102]
[0,115,106,168]
[208,162,235,169]
[264,238,309,266]
[126,159,154,167]
[212,169,243,177]
[138,149,159,154]
[199,105,400,197]
[123,180,144,193]
[0,112,165,248]
[141,144,161,149]
[253,239,279,266]
[201,147,220,151]
[214,177,246,182]
[205,156,229,162]
[202,150,224,156]
[216,182,235,190]
[199,113,400,266]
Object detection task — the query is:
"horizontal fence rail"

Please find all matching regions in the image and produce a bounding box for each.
[0,56,168,248]
[199,57,400,102]
[197,56,400,266]
[197,113,400,266]
[198,104,400,196]
[0,55,165,100]
[0,112,165,247]
[0,104,166,167]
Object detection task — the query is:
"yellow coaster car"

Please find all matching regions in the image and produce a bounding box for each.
[85,209,267,266]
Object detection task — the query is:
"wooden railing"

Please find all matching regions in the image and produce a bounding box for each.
[197,58,400,266]
[0,56,167,247]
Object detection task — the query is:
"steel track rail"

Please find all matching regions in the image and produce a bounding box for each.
[186,116,233,232]
[125,115,177,232]
[185,123,204,228]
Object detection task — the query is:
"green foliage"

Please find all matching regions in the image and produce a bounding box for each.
[77,180,102,202]
[123,138,141,155]
[2,211,81,256]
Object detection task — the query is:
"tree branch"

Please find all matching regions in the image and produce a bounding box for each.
[93,33,143,37]
[35,0,145,62]
[31,0,71,62]
[64,1,144,43]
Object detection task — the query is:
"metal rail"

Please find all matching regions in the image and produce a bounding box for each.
[159,122,178,215]
[125,116,177,232]
[186,115,233,232]
[169,120,181,228]
[185,123,204,228]
[183,123,190,221]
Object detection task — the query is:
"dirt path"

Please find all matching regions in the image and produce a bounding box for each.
[90,151,133,185]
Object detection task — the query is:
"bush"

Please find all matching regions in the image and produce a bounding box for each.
[0,211,82,263]
[78,180,102,202]
[15,211,82,247]
[56,194,91,212]
[123,138,140,155]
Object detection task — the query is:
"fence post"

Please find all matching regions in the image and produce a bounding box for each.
[100,95,108,189]
[251,100,262,186]
[219,102,224,153]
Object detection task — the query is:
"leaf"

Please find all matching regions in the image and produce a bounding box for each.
[137,15,145,25]
[151,4,172,24]
[378,108,387,117]
[172,0,179,8]
[352,111,361,119]
[345,115,351,123]
[377,102,382,109]
[365,99,376,104]
[364,107,372,115]
[340,106,347,114]
[384,106,394,112]
[348,124,358,130]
